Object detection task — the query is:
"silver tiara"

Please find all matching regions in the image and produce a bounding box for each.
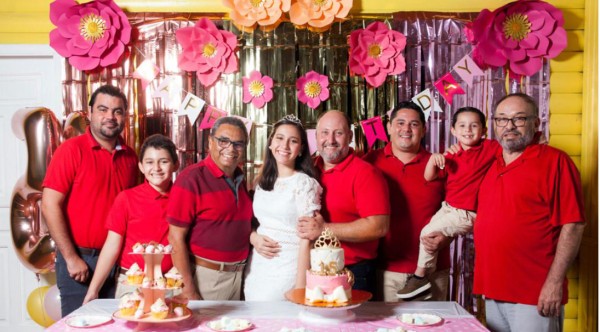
[280,114,303,128]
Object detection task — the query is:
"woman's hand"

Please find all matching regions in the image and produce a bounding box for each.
[250,232,281,259]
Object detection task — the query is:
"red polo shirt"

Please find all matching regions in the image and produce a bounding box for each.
[442,139,500,211]
[106,182,172,273]
[167,156,252,262]
[315,150,390,265]
[474,142,584,305]
[43,128,138,249]
[364,145,448,273]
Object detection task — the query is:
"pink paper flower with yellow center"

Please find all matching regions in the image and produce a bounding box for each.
[466,0,567,77]
[243,71,274,108]
[49,0,132,71]
[223,0,291,32]
[176,18,239,87]
[289,0,352,31]
[349,21,406,88]
[297,71,329,109]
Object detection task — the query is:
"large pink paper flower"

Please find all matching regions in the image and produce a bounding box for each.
[467,0,567,77]
[223,0,290,32]
[289,0,352,30]
[49,0,132,71]
[176,18,239,87]
[243,71,274,108]
[297,71,329,109]
[349,21,406,88]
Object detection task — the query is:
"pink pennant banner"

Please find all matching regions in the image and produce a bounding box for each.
[231,115,253,136]
[199,105,227,130]
[360,116,388,148]
[453,54,484,87]
[306,129,317,155]
[133,60,160,90]
[434,72,465,105]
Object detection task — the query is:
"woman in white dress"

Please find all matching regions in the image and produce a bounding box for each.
[244,115,322,301]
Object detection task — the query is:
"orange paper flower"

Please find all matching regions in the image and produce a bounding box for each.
[289,0,352,30]
[223,0,290,31]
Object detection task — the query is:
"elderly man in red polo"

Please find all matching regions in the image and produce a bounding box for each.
[167,117,252,301]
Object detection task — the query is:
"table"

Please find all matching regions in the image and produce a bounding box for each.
[46,299,489,331]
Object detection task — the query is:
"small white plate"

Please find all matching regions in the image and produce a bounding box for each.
[205,318,253,331]
[65,315,112,328]
[397,313,443,327]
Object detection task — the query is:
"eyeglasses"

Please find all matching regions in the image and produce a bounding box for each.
[493,116,535,127]
[212,136,246,150]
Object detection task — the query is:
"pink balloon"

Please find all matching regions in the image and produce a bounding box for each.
[43,285,61,322]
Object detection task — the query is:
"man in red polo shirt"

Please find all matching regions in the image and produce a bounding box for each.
[168,117,252,301]
[363,101,450,301]
[42,85,138,317]
[298,110,390,294]
[474,93,585,331]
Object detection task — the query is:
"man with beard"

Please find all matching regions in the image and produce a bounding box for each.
[363,102,449,301]
[474,93,585,331]
[42,85,138,316]
[298,110,390,293]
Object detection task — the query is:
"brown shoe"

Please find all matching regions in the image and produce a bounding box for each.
[396,276,432,299]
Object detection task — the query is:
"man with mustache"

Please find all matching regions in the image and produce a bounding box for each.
[298,110,390,293]
[42,85,138,316]
[474,93,585,331]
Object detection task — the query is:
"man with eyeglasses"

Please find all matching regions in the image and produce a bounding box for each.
[167,116,252,301]
[474,93,585,331]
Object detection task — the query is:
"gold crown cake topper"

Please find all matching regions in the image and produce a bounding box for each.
[314,228,341,249]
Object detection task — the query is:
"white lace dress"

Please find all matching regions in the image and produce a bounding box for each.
[244,172,322,301]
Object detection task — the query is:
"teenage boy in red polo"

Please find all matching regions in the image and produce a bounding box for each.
[168,117,252,301]
[42,85,138,317]
[297,110,390,294]
[474,93,585,331]
[363,101,450,302]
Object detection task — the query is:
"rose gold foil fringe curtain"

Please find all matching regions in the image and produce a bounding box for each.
[60,12,550,317]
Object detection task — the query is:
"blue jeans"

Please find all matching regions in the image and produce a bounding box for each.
[55,249,117,317]
[347,259,376,295]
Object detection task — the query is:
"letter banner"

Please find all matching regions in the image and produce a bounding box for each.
[306,129,317,155]
[152,77,175,106]
[433,72,465,106]
[132,59,160,90]
[411,89,442,123]
[199,105,227,130]
[453,54,484,87]
[360,116,388,148]
[231,115,253,136]
[179,92,206,125]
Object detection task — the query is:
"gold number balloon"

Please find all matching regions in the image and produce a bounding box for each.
[10,107,88,274]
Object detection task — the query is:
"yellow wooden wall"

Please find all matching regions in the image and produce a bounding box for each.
[0,0,596,331]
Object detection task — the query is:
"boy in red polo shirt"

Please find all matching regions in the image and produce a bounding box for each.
[397,107,499,299]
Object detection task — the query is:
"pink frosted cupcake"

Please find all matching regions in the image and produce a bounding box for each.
[126,263,144,285]
[150,298,169,320]
[165,267,183,288]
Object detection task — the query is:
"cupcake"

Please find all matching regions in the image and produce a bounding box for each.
[165,267,183,288]
[119,295,138,316]
[154,276,167,289]
[155,244,165,253]
[129,288,144,306]
[163,244,173,254]
[145,244,155,254]
[142,277,152,288]
[126,263,144,285]
[132,242,145,253]
[150,298,169,320]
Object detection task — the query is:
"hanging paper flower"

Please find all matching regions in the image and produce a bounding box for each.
[348,21,406,88]
[296,71,329,109]
[466,0,567,77]
[176,18,239,87]
[289,0,352,31]
[242,71,274,108]
[49,0,132,71]
[223,0,290,32]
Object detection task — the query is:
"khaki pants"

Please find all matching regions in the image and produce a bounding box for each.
[194,265,243,300]
[377,269,449,302]
[418,201,476,269]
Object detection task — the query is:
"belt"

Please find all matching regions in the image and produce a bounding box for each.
[194,256,246,272]
[77,247,101,256]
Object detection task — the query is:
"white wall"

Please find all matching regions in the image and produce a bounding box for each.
[0,45,62,331]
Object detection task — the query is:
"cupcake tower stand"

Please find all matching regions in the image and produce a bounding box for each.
[113,251,191,327]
